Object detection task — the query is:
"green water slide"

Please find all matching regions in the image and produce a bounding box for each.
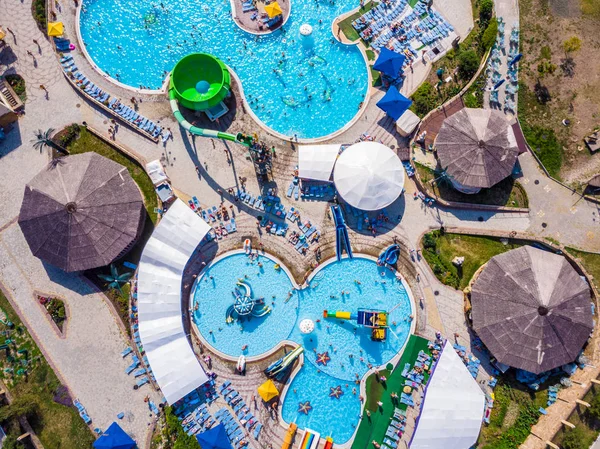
[168,53,253,146]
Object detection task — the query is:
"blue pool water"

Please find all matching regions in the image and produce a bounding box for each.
[192,254,413,443]
[79,0,369,138]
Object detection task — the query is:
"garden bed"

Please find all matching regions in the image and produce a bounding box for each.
[415,162,529,208]
[4,74,26,103]
[37,295,66,334]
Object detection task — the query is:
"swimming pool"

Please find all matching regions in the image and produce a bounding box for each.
[79,0,369,138]
[192,253,413,443]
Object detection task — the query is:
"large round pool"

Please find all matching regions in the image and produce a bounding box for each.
[192,253,413,443]
[79,0,369,138]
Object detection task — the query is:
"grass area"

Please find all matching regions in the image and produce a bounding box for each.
[338,1,379,43]
[565,247,600,292]
[478,373,545,449]
[65,126,157,223]
[552,385,600,449]
[517,83,563,179]
[0,289,95,448]
[421,231,522,289]
[352,335,431,449]
[4,74,26,103]
[415,162,529,208]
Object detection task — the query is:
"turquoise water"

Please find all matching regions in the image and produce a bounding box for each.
[79,0,369,138]
[192,254,413,443]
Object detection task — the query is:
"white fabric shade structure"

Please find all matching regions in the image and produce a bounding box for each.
[298,144,340,181]
[333,142,405,210]
[146,160,169,186]
[395,109,421,137]
[137,199,211,404]
[410,341,486,449]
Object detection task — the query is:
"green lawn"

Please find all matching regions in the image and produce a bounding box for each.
[338,1,378,42]
[421,231,522,289]
[415,163,529,208]
[0,289,95,448]
[352,335,431,449]
[565,248,600,292]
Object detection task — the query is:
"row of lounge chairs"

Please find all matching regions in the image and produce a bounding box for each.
[60,55,162,141]
[380,408,406,449]
[73,398,92,424]
[182,402,216,435]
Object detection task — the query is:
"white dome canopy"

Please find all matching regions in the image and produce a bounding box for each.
[333,142,405,211]
[299,319,315,334]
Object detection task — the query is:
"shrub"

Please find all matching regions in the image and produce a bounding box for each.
[423,233,437,249]
[463,92,479,108]
[588,392,600,420]
[457,50,480,80]
[410,82,438,117]
[4,74,26,102]
[540,45,552,60]
[479,0,494,27]
[31,0,47,30]
[562,427,592,449]
[481,20,498,52]
[563,36,581,54]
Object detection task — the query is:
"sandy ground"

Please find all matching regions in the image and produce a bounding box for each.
[519,0,600,184]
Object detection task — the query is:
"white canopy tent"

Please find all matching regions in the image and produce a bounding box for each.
[396,109,421,137]
[137,199,211,404]
[146,160,169,186]
[410,341,486,449]
[333,142,405,211]
[298,144,340,181]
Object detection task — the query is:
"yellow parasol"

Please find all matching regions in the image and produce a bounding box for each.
[257,379,279,402]
[264,2,283,18]
[47,22,64,37]
[0,27,6,41]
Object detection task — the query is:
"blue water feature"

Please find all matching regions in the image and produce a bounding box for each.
[192,253,413,443]
[79,0,369,138]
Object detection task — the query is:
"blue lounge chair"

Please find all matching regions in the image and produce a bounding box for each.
[253,423,262,439]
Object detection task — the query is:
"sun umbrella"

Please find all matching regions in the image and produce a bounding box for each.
[196,424,233,449]
[47,22,64,37]
[373,48,406,78]
[265,2,283,18]
[333,141,405,211]
[258,379,279,402]
[93,422,136,449]
[0,27,6,40]
[471,246,593,374]
[376,86,412,121]
[299,319,315,334]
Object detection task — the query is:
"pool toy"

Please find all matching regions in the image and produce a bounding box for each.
[299,428,320,449]
[378,244,400,266]
[237,354,246,373]
[281,422,298,449]
[168,53,254,146]
[323,437,333,449]
[265,345,304,379]
[316,351,330,366]
[274,264,281,270]
[329,386,343,399]
[323,309,389,341]
[69,43,76,50]
[298,402,313,415]
[244,238,252,255]
[300,24,313,36]
[225,281,271,323]
[331,206,353,261]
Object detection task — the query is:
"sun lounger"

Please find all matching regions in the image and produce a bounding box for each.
[384,438,398,448]
[121,347,132,357]
[136,377,150,388]
[385,428,399,440]
[253,423,262,439]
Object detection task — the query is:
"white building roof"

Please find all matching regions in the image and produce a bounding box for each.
[298,144,340,181]
[410,341,486,449]
[137,199,211,404]
[395,109,421,137]
[333,142,405,211]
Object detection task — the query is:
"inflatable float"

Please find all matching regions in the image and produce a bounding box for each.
[244,239,252,255]
[300,429,320,449]
[237,355,246,373]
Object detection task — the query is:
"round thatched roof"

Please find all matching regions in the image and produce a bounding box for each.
[588,174,600,188]
[471,246,592,374]
[435,108,519,189]
[18,153,145,272]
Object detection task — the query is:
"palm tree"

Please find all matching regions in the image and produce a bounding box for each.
[98,264,132,292]
[433,166,454,189]
[31,128,67,154]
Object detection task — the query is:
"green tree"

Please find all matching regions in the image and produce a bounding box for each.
[563,36,581,54]
[588,391,600,420]
[31,128,67,154]
[479,0,494,26]
[0,394,38,422]
[410,82,438,117]
[457,50,480,80]
[481,20,498,52]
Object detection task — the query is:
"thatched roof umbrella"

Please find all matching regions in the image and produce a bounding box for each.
[588,174,600,188]
[471,246,593,374]
[18,153,145,272]
[435,108,519,193]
